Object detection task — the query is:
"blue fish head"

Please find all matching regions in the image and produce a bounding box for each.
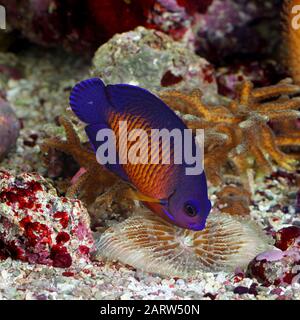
[166,172,211,231]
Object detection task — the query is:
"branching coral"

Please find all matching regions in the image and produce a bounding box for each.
[215,186,251,216]
[160,79,300,185]
[274,119,300,161]
[268,1,300,161]
[95,210,273,278]
[41,116,118,205]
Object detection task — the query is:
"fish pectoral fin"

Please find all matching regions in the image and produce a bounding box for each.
[124,188,163,204]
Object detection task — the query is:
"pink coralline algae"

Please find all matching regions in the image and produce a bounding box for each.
[216,60,285,98]
[0,171,94,268]
[248,226,300,286]
[2,0,213,53]
[194,0,281,64]
[0,98,20,161]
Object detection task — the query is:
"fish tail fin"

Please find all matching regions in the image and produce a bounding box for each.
[69,78,109,124]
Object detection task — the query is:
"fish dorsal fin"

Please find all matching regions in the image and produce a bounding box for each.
[106,84,186,131]
[69,78,110,124]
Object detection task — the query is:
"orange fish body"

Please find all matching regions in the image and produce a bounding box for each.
[108,111,180,200]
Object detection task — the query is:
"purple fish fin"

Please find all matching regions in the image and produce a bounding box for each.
[106,84,186,131]
[85,123,129,182]
[69,78,109,124]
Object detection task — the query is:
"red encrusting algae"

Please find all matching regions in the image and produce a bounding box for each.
[53,211,69,229]
[275,226,300,251]
[0,171,94,269]
[56,231,71,245]
[248,226,300,286]
[50,245,72,268]
[0,180,43,210]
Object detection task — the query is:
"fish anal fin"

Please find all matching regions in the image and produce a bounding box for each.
[124,188,163,204]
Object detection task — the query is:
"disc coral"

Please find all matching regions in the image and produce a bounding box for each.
[95,210,273,278]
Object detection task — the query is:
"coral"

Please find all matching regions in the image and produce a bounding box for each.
[283,0,300,173]
[272,117,300,159]
[283,0,300,84]
[91,27,218,103]
[0,98,20,161]
[160,79,300,185]
[0,171,94,268]
[95,210,273,278]
[247,226,300,286]
[215,185,251,216]
[41,116,117,205]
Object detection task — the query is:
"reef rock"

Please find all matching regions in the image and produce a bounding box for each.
[248,226,300,286]
[0,53,22,85]
[95,210,273,278]
[2,0,212,53]
[195,0,282,64]
[216,60,285,98]
[0,171,94,268]
[0,98,20,161]
[92,27,217,103]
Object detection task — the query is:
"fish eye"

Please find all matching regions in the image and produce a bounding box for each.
[183,202,198,217]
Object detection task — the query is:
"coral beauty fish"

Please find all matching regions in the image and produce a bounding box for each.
[70,78,211,230]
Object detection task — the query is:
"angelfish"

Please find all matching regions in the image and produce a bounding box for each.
[70,78,211,231]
